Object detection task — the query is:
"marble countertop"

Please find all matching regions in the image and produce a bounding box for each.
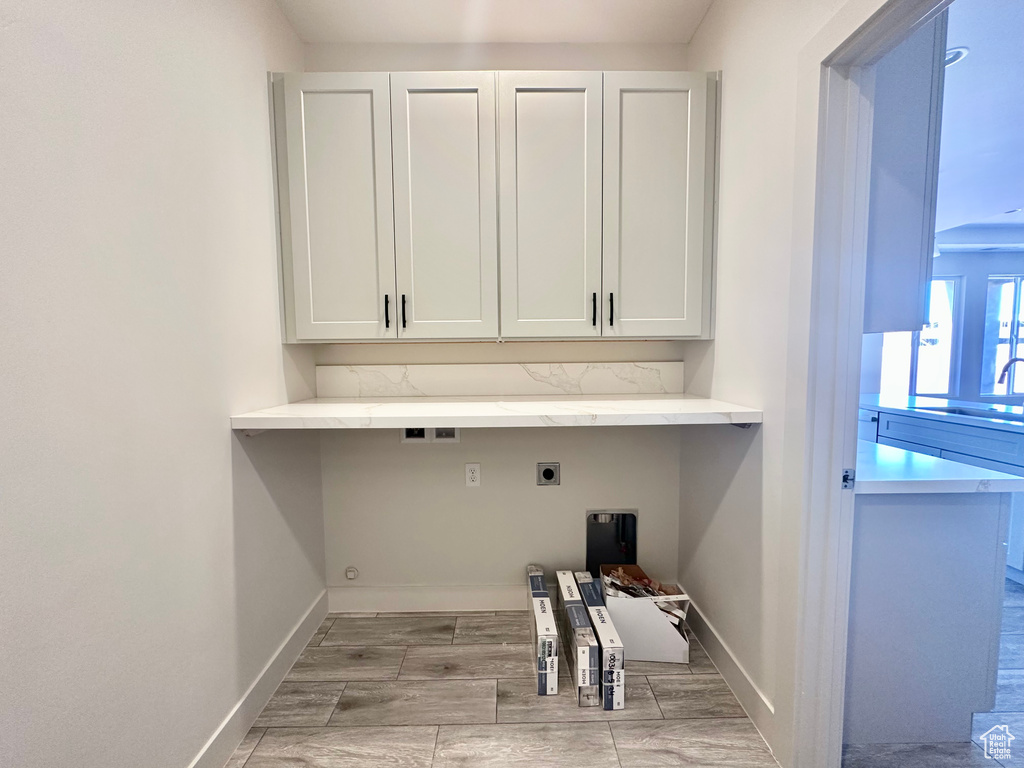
[855,440,1024,494]
[230,394,763,430]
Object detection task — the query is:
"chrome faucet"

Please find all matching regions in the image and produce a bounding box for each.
[998,358,1024,384]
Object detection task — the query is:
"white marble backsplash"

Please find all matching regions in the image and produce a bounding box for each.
[315,362,686,398]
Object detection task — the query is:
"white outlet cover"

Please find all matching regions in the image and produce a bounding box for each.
[466,463,481,487]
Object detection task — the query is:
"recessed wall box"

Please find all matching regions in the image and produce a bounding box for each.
[432,427,461,443]
[537,462,560,485]
[400,427,460,443]
[401,427,428,443]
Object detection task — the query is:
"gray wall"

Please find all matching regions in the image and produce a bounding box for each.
[322,426,682,609]
[0,3,324,766]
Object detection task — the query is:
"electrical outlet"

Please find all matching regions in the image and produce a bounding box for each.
[465,463,481,487]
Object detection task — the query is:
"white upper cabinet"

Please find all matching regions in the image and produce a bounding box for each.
[273,69,715,342]
[279,73,397,341]
[863,14,946,334]
[498,72,604,338]
[603,72,713,338]
[390,72,499,339]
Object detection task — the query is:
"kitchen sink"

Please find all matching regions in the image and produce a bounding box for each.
[911,405,1024,422]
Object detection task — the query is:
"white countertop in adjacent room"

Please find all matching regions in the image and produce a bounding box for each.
[230,394,763,430]
[855,440,1024,494]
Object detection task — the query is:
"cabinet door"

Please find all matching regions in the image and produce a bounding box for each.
[281,73,396,340]
[391,72,499,339]
[863,14,946,333]
[603,72,712,338]
[498,72,603,338]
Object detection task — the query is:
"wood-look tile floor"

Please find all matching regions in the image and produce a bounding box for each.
[225,612,779,767]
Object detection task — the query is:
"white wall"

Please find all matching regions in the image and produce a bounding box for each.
[322,426,681,610]
[0,3,324,767]
[305,42,687,72]
[678,1,890,765]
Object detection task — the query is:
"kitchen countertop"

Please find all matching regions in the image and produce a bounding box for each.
[230,394,763,430]
[860,394,1024,432]
[855,440,1024,494]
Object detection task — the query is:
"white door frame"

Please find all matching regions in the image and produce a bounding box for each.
[791,1,954,766]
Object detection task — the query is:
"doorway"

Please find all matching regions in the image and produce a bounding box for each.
[802,0,1024,766]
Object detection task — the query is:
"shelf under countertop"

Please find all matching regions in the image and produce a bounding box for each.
[230,394,763,431]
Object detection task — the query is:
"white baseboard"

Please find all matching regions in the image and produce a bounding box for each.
[328,584,523,612]
[188,589,328,768]
[685,600,776,732]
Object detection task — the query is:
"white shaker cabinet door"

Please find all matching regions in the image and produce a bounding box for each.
[281,73,397,340]
[498,71,603,338]
[603,72,713,338]
[390,72,499,339]
[862,14,945,334]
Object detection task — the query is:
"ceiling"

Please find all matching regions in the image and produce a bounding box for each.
[275,0,712,44]
[936,0,1024,231]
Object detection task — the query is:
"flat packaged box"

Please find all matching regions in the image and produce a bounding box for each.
[555,570,600,706]
[537,651,558,696]
[531,595,559,695]
[603,668,625,710]
[527,564,548,600]
[527,566,558,695]
[575,571,625,710]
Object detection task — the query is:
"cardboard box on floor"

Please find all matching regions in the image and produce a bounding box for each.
[574,571,624,710]
[600,565,690,664]
[554,570,601,707]
[526,565,558,695]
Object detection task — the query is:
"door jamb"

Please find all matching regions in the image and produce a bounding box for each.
[792,1,955,766]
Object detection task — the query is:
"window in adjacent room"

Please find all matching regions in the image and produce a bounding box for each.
[879,277,961,398]
[981,275,1024,395]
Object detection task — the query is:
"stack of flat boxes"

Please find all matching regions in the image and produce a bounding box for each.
[575,571,625,710]
[527,565,558,695]
[555,570,601,707]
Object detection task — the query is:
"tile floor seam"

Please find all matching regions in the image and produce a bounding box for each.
[323,682,347,726]
[238,727,267,768]
[606,721,625,768]
[646,675,669,720]
[428,724,441,768]
[396,646,411,680]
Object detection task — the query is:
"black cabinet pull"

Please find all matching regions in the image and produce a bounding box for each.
[384,295,390,329]
[609,292,614,326]
[401,294,407,329]
[592,292,597,327]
